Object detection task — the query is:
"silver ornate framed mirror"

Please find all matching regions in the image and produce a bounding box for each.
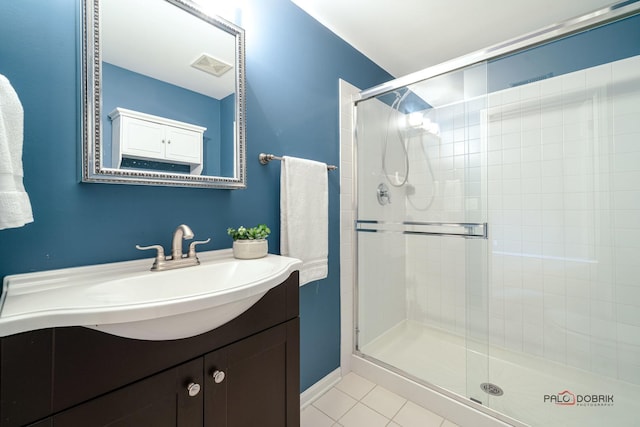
[81,0,246,188]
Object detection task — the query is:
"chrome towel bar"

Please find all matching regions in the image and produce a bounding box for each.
[259,153,337,170]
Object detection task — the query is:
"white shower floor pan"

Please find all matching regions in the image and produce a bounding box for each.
[360,320,638,427]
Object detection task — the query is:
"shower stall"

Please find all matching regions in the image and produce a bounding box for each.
[351,2,640,426]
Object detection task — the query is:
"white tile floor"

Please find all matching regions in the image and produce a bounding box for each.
[301,372,460,427]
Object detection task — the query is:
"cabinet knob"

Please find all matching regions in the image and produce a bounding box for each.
[212,370,226,384]
[187,382,201,397]
[161,139,165,144]
[167,139,171,144]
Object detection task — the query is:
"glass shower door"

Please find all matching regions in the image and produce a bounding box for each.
[354,62,490,404]
[354,7,640,426]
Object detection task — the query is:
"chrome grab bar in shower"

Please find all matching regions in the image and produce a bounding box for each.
[356,220,488,239]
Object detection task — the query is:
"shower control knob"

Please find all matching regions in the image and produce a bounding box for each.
[212,370,226,384]
[377,183,391,205]
[187,382,201,397]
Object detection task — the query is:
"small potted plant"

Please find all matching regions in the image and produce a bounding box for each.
[227,224,271,259]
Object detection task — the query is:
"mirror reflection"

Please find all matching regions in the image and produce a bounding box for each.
[81,0,246,188]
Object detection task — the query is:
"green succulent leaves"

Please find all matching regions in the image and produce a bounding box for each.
[227,224,271,241]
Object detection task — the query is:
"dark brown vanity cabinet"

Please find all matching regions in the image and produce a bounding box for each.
[53,357,204,426]
[1,273,300,427]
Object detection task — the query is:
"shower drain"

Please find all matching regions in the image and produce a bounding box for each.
[480,383,504,396]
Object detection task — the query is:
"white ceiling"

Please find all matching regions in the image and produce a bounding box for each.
[291,0,619,78]
[102,0,621,97]
[102,0,236,99]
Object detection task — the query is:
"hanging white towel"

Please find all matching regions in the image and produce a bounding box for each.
[0,74,33,230]
[280,156,328,286]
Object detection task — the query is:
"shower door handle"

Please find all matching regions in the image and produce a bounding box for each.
[356,220,487,239]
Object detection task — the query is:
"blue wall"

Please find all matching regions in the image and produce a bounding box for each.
[0,0,391,391]
[220,93,235,177]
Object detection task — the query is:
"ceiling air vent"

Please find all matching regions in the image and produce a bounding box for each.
[191,54,232,77]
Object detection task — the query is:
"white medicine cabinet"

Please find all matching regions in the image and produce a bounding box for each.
[109,108,206,175]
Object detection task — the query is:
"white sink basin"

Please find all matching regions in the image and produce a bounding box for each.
[0,250,301,340]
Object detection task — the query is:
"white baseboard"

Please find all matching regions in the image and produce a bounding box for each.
[300,368,342,409]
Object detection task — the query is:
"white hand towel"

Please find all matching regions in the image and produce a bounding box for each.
[280,156,328,286]
[0,74,33,230]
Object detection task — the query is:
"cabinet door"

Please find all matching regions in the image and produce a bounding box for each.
[0,329,52,427]
[122,117,165,159]
[204,321,299,427]
[165,126,202,164]
[53,358,203,427]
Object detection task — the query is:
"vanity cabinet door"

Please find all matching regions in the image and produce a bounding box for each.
[53,358,204,427]
[204,320,300,427]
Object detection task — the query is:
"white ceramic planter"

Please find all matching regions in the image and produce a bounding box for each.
[232,239,268,259]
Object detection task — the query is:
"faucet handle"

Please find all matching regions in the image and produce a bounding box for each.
[188,238,211,258]
[136,244,167,271]
[136,244,166,260]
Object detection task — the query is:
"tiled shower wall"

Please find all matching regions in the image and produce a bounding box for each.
[486,54,640,382]
[405,54,640,384]
[405,92,486,337]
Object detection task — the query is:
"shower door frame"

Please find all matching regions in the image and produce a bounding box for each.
[354,1,639,105]
[351,1,640,426]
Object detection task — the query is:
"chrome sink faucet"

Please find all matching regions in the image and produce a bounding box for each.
[172,224,194,259]
[136,224,211,271]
